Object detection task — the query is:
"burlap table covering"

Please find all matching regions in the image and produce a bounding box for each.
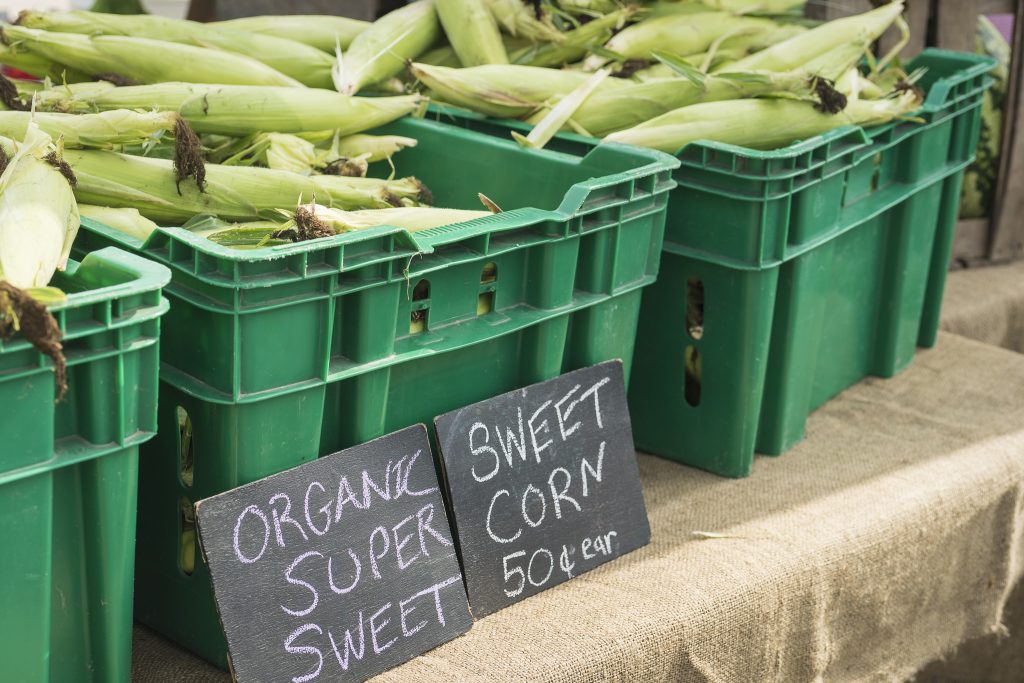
[133,332,1024,682]
[941,260,1024,355]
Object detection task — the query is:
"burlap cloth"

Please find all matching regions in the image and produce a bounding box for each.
[133,331,1024,682]
[941,260,1024,355]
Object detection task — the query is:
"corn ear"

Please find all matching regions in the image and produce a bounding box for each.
[16,10,336,88]
[488,0,564,43]
[336,1,440,95]
[509,8,637,68]
[212,15,370,53]
[61,148,413,223]
[720,2,904,74]
[583,13,778,70]
[284,203,491,235]
[79,204,158,241]
[0,124,79,289]
[435,0,509,66]
[0,42,88,83]
[35,82,424,137]
[0,109,181,149]
[334,134,417,162]
[410,62,625,118]
[1,25,303,87]
[605,90,921,153]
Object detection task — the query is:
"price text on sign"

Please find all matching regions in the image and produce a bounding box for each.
[195,425,472,683]
[435,360,650,618]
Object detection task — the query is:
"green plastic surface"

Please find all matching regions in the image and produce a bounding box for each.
[428,49,994,477]
[74,116,677,666]
[0,248,169,683]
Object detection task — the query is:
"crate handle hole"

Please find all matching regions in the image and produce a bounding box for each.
[478,262,497,315]
[684,345,702,407]
[477,291,495,316]
[177,406,194,488]
[179,497,196,577]
[410,278,430,334]
[686,277,704,340]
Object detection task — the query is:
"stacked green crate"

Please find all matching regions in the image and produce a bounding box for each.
[429,49,994,477]
[74,116,678,665]
[0,248,169,682]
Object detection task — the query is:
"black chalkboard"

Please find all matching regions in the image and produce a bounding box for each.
[194,425,472,683]
[435,360,650,618]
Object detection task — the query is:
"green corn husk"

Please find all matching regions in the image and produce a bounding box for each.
[61,148,419,223]
[35,82,424,137]
[335,1,440,95]
[583,12,778,70]
[701,0,806,12]
[436,0,509,66]
[0,42,88,82]
[488,0,564,43]
[417,44,464,68]
[0,109,182,149]
[295,204,491,233]
[564,69,835,136]
[16,10,336,88]
[214,132,321,174]
[182,215,292,247]
[605,90,921,153]
[410,62,627,118]
[556,0,618,14]
[0,124,78,289]
[720,2,903,73]
[509,8,637,68]
[79,204,158,241]
[334,134,417,162]
[0,123,77,396]
[211,15,369,53]
[1,25,303,87]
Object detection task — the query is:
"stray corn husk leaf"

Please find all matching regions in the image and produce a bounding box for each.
[16,9,336,88]
[1,25,303,87]
[515,68,609,148]
[605,90,922,153]
[335,1,440,95]
[35,82,424,137]
[79,204,158,241]
[212,15,369,53]
[435,0,509,66]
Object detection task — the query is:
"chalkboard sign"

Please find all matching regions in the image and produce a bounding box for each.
[435,361,650,618]
[195,425,472,683]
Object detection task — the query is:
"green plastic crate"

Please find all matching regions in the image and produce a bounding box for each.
[0,248,169,683]
[73,115,678,666]
[428,49,994,477]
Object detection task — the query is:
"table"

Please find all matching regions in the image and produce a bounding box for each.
[133,327,1024,682]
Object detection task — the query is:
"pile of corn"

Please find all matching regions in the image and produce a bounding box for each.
[0,1,924,390]
[401,0,923,151]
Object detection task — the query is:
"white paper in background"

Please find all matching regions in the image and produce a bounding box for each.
[0,0,190,19]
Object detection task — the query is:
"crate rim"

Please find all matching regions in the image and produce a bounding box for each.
[81,117,680,264]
